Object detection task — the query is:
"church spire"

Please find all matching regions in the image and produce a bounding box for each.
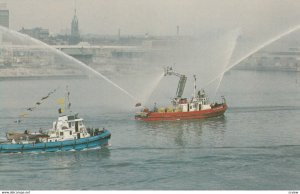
[73,0,77,21]
[69,0,80,45]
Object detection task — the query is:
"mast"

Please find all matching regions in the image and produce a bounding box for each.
[65,85,72,114]
[193,75,196,99]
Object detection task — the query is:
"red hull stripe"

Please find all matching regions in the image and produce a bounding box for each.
[136,105,228,121]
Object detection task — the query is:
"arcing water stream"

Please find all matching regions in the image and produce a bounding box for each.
[0,26,137,102]
[206,24,300,91]
[140,72,165,105]
[214,29,241,95]
[2,23,300,106]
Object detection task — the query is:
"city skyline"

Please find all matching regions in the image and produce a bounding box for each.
[4,0,300,37]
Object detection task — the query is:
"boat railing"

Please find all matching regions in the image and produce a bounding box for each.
[86,127,106,137]
[221,96,226,104]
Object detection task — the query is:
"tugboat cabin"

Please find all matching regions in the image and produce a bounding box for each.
[49,114,90,142]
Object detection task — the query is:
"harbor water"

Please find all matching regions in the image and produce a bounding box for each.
[0,69,300,190]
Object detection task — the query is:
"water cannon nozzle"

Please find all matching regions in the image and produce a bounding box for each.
[164,66,173,76]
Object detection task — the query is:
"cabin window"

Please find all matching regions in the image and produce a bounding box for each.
[71,122,75,127]
[60,132,63,136]
[68,122,71,128]
[75,121,79,132]
[68,115,75,120]
[70,131,72,135]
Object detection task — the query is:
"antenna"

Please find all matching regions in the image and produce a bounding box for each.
[193,75,197,98]
[65,85,71,113]
[74,0,77,15]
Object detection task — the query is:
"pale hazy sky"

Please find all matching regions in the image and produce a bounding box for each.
[5,0,300,36]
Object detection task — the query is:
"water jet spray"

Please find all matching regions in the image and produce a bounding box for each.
[0,26,138,102]
[206,24,300,91]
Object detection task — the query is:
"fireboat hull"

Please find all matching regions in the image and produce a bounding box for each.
[0,130,111,153]
[135,104,227,121]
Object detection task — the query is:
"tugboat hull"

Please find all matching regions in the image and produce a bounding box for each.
[135,104,227,121]
[0,130,111,153]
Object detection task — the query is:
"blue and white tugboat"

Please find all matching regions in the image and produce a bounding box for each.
[0,89,111,153]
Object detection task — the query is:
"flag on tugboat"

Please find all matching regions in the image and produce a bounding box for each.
[14,119,21,123]
[58,108,65,114]
[57,98,65,105]
[20,113,28,117]
[57,86,71,114]
[57,98,66,114]
[27,107,35,111]
[41,95,49,100]
[12,87,59,125]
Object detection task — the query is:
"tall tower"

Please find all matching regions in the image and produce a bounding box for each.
[0,3,9,28]
[69,9,80,45]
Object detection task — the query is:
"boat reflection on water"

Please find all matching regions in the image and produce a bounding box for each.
[135,115,227,147]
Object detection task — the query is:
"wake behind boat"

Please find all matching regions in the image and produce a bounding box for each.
[0,88,111,153]
[135,67,227,121]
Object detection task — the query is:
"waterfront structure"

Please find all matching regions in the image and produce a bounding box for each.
[237,48,300,71]
[56,44,94,64]
[19,27,50,43]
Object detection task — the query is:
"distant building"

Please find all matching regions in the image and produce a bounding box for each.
[19,27,50,43]
[0,9,9,28]
[56,45,94,64]
[237,48,300,72]
[69,9,80,45]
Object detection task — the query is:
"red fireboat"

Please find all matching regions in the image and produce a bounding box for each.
[135,67,228,121]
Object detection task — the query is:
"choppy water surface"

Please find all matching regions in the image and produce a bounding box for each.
[1,70,300,190]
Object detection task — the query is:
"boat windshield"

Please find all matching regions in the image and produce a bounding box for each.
[67,114,79,120]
